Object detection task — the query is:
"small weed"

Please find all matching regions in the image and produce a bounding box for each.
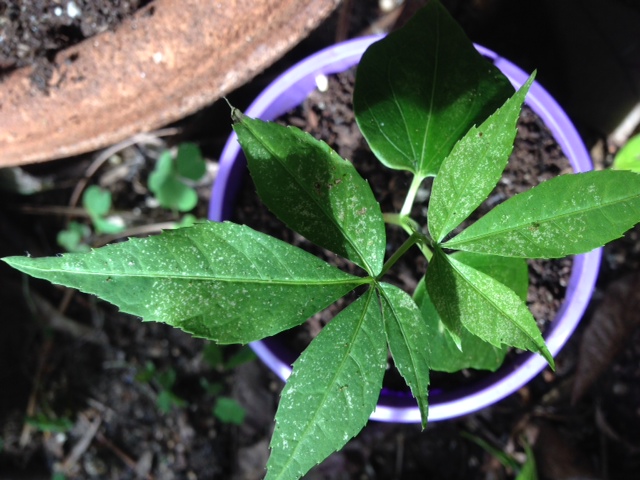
[213,397,246,425]
[148,142,206,212]
[135,361,187,414]
[25,413,74,433]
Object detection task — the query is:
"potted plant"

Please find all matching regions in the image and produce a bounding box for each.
[6,3,639,479]
[209,34,602,425]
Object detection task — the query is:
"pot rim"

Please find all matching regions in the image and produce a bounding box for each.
[209,35,602,423]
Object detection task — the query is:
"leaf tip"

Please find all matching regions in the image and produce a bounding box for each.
[540,345,555,371]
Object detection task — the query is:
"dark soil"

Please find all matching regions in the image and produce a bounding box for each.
[0,0,150,90]
[1,1,640,479]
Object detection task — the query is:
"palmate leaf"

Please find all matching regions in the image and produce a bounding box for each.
[266,288,386,480]
[425,247,553,367]
[428,74,535,243]
[4,222,368,344]
[378,283,431,427]
[414,252,528,372]
[233,113,385,276]
[444,170,640,258]
[353,0,513,177]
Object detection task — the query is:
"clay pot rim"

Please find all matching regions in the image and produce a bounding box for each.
[208,35,602,423]
[0,0,339,167]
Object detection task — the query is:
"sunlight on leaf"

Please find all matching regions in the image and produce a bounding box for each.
[429,74,534,242]
[354,0,513,177]
[234,114,386,276]
[4,222,368,344]
[266,288,386,480]
[444,170,640,258]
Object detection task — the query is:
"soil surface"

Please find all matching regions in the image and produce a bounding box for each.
[0,0,150,90]
[1,1,640,479]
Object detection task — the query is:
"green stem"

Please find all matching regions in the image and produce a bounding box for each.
[377,232,421,279]
[400,175,424,217]
[383,214,433,262]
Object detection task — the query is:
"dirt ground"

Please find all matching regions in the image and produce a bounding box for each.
[1,1,640,479]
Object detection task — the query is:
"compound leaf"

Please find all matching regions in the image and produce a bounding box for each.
[444,170,640,257]
[429,74,534,242]
[266,288,386,480]
[378,282,430,427]
[233,113,385,276]
[425,247,553,367]
[354,0,513,177]
[4,222,367,344]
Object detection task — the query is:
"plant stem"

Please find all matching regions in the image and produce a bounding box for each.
[377,232,421,279]
[400,175,425,217]
[383,213,433,261]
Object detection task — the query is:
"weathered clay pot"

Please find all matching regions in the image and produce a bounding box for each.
[0,0,339,167]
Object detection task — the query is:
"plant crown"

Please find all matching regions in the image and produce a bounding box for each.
[5,2,640,479]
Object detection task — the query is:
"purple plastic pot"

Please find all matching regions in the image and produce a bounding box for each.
[209,36,602,423]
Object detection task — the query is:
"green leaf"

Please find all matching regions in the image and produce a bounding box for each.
[25,414,74,433]
[136,361,157,383]
[83,185,112,218]
[425,247,553,367]
[454,251,529,301]
[429,74,535,242]
[176,142,206,180]
[82,186,125,235]
[377,282,430,427]
[3,222,368,344]
[214,397,246,425]
[353,0,513,177]
[613,133,640,173]
[93,216,126,235]
[157,390,187,413]
[516,441,538,480]
[266,288,386,480]
[200,378,224,396]
[415,280,506,372]
[233,112,386,276]
[148,151,174,192]
[444,170,640,258]
[57,221,91,253]
[149,150,199,212]
[414,253,527,372]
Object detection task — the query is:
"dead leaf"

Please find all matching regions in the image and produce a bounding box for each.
[572,272,640,403]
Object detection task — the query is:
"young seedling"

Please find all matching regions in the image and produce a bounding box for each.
[57,186,124,252]
[135,361,187,414]
[4,2,640,479]
[148,142,207,212]
[462,432,538,480]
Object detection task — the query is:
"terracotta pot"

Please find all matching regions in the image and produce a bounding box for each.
[0,0,340,167]
[209,36,602,423]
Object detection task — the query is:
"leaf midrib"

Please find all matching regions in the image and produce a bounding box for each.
[15,265,369,286]
[378,285,428,410]
[446,254,538,347]
[445,188,640,247]
[271,288,376,480]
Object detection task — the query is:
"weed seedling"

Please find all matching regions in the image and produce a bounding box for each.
[148,142,207,212]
